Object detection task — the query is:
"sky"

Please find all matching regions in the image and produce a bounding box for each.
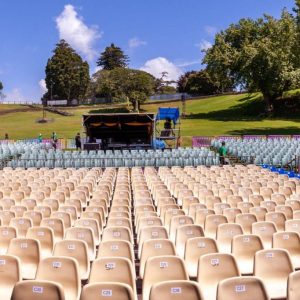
[0,0,295,102]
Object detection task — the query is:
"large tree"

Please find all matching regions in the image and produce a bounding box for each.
[90,68,155,110]
[203,10,300,112]
[177,71,197,93]
[42,40,90,104]
[0,81,4,101]
[97,43,129,70]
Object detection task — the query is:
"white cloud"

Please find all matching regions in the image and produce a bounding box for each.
[5,88,27,102]
[176,60,201,68]
[128,37,147,49]
[196,40,212,51]
[204,25,217,36]
[39,79,48,94]
[56,4,102,60]
[140,57,183,82]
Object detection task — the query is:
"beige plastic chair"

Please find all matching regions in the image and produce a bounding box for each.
[0,226,17,254]
[265,212,286,231]
[75,218,101,246]
[223,208,242,223]
[185,237,219,278]
[205,214,228,239]
[97,240,134,266]
[36,256,81,300]
[150,280,203,300]
[0,210,15,225]
[249,207,268,222]
[175,224,204,258]
[35,205,52,218]
[216,223,243,253]
[197,253,240,300]
[254,249,293,299]
[232,234,264,275]
[143,255,188,300]
[80,282,135,300]
[216,276,269,300]
[275,205,293,220]
[11,205,27,217]
[138,226,168,258]
[7,237,40,279]
[23,211,42,226]
[164,209,185,232]
[286,219,300,234]
[26,226,54,259]
[65,227,95,261]
[287,271,300,300]
[195,209,215,227]
[140,239,176,279]
[252,221,277,249]
[40,218,65,242]
[169,215,194,243]
[53,239,90,281]
[273,231,300,270]
[51,211,72,229]
[237,202,254,214]
[0,254,21,300]
[83,209,105,227]
[137,217,162,236]
[89,257,136,297]
[235,213,257,234]
[102,226,133,244]
[261,201,277,212]
[9,217,32,238]
[249,194,264,207]
[11,280,65,300]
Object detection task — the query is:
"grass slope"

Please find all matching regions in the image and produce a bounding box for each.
[1,93,300,145]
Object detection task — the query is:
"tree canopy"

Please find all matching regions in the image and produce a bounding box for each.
[0,81,4,101]
[203,9,300,112]
[42,40,90,104]
[97,43,129,70]
[90,68,156,110]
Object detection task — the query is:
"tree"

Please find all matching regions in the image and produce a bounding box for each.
[91,68,155,110]
[97,43,129,70]
[177,71,197,93]
[203,11,300,112]
[185,70,219,96]
[0,81,4,101]
[42,40,90,104]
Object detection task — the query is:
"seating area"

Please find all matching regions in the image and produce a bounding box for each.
[7,148,219,168]
[1,165,300,299]
[211,137,300,166]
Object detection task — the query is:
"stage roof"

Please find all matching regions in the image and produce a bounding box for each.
[156,107,180,124]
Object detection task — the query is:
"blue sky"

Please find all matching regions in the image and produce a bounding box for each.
[0,0,295,102]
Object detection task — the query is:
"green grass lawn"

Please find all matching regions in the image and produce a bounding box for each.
[1,93,300,145]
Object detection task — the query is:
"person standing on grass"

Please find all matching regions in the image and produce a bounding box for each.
[38,133,43,143]
[75,132,81,150]
[219,141,227,165]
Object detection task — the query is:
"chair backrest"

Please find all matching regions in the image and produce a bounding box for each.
[26,226,54,259]
[205,214,228,239]
[65,227,95,261]
[143,255,188,300]
[195,209,215,227]
[169,216,194,242]
[185,237,218,278]
[0,254,21,300]
[197,253,240,300]
[80,282,135,300]
[0,226,17,254]
[74,218,101,245]
[285,219,300,234]
[40,218,65,242]
[150,280,203,300]
[235,213,257,234]
[36,256,80,300]
[89,257,136,295]
[11,280,65,300]
[140,239,176,279]
[249,207,268,222]
[216,223,243,253]
[175,224,204,258]
[9,217,32,238]
[252,221,277,249]
[231,234,264,276]
[216,276,269,300]
[254,249,293,299]
[288,271,300,300]
[265,212,286,231]
[7,237,40,279]
[102,226,133,244]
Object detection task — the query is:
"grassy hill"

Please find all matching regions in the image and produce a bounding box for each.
[1,93,300,145]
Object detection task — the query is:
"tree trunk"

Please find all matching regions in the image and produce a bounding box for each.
[263,93,275,114]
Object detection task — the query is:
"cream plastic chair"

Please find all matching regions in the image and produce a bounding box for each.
[232,234,264,275]
[80,282,135,300]
[254,249,294,299]
[143,255,188,300]
[11,280,65,300]
[0,254,21,300]
[150,280,203,300]
[185,237,218,278]
[216,276,269,300]
[235,213,257,234]
[36,256,81,300]
[252,221,277,249]
[197,253,240,300]
[287,271,300,300]
[205,214,228,239]
[0,226,17,254]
